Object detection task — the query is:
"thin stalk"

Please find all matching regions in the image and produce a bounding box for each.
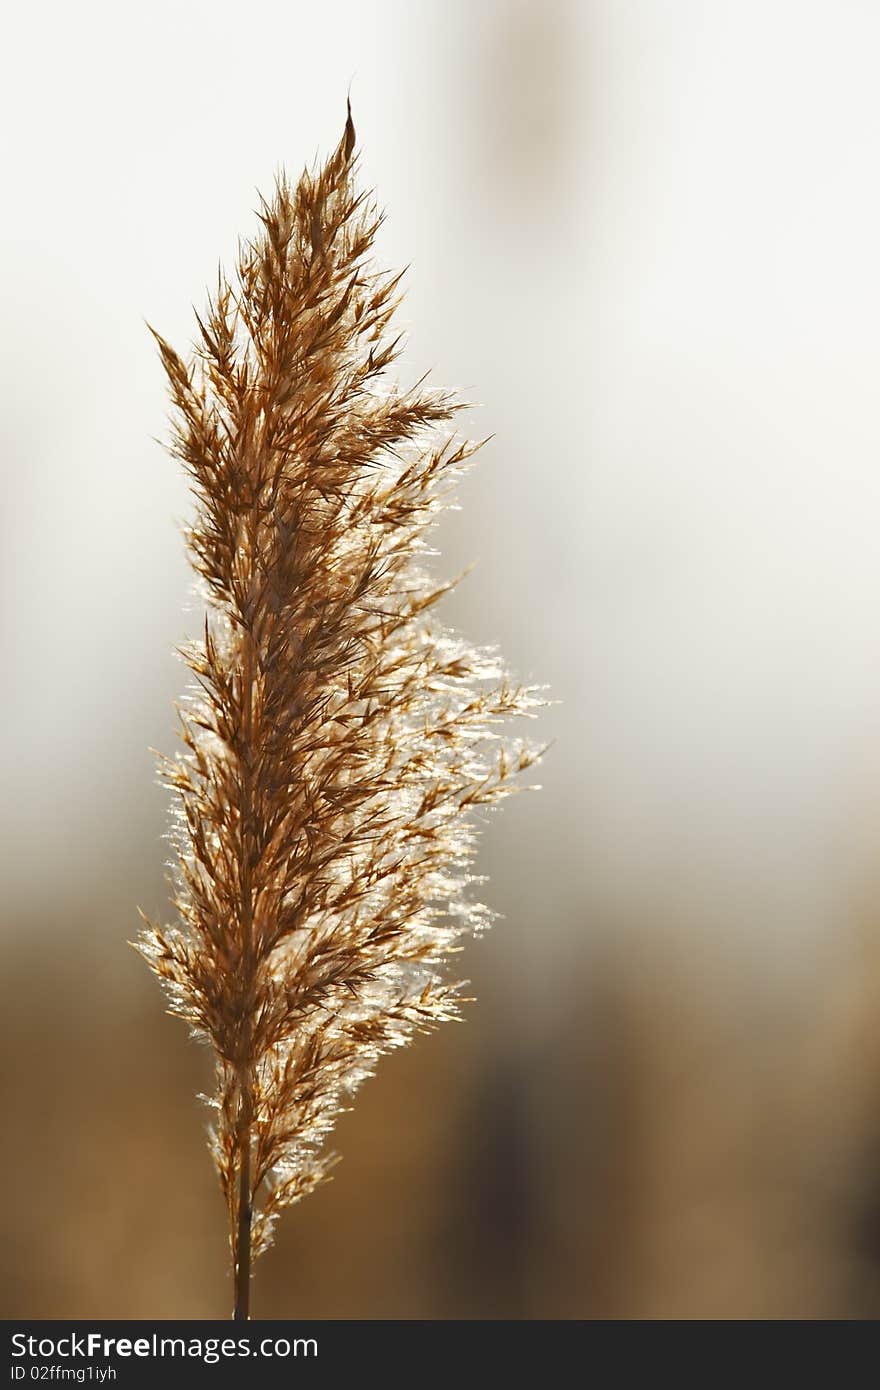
[233,1131,252,1320]
[233,622,256,1321]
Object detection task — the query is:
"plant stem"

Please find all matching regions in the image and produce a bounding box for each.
[233,618,256,1322]
[233,1135,252,1320]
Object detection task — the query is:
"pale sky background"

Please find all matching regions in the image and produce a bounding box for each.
[5,0,880,1019]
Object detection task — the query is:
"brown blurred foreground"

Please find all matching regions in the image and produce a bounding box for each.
[5,894,880,1320]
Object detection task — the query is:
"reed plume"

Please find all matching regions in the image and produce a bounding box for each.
[137,104,542,1320]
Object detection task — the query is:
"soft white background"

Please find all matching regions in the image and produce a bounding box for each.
[6,2,880,971]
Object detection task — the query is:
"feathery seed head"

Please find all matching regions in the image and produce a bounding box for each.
[138,107,543,1286]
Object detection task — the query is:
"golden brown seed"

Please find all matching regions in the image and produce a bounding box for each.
[137,107,543,1303]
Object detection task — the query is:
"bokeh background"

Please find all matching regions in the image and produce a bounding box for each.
[6,0,880,1318]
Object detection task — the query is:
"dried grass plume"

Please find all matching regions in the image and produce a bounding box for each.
[137,104,543,1318]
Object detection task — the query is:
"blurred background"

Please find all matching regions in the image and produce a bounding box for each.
[6,0,880,1318]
